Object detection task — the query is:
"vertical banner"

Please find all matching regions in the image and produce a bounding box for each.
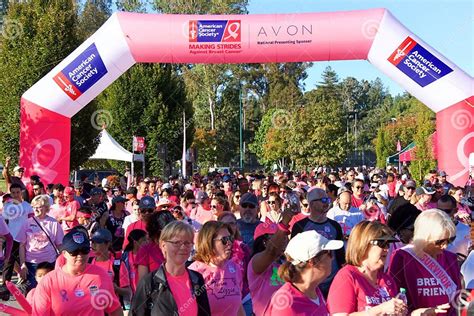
[132,136,145,152]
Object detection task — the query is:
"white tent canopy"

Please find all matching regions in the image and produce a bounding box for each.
[90,129,144,162]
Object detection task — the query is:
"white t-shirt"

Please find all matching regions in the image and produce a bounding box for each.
[2,201,33,242]
[447,221,471,257]
[327,205,365,237]
[122,213,138,232]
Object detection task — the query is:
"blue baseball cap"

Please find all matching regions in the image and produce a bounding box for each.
[61,230,90,253]
[139,196,156,209]
[91,228,112,243]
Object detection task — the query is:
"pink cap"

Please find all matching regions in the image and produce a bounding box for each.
[64,187,74,196]
[254,222,278,240]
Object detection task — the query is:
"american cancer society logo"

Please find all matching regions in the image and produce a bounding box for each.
[189,20,241,42]
[388,36,453,87]
[53,43,108,100]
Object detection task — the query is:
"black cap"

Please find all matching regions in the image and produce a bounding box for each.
[126,187,138,195]
[112,196,128,204]
[61,230,90,253]
[239,192,258,207]
[90,187,104,195]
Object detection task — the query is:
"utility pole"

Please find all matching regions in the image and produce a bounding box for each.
[239,85,243,170]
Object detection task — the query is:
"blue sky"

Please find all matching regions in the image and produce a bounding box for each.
[247,0,473,96]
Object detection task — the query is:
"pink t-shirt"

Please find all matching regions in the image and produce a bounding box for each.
[388,248,461,316]
[26,287,36,305]
[49,203,66,222]
[327,265,398,314]
[264,282,329,316]
[0,216,10,260]
[127,251,139,293]
[135,241,164,273]
[32,264,121,316]
[165,270,198,316]
[191,206,213,225]
[247,257,284,316]
[90,255,130,288]
[63,200,80,231]
[18,216,63,263]
[189,260,243,316]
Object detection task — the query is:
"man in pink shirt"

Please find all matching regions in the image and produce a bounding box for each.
[32,229,122,315]
[190,191,213,225]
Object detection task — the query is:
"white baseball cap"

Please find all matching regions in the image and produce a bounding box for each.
[285,230,343,265]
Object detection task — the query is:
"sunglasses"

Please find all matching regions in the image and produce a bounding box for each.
[354,186,363,189]
[268,201,276,205]
[406,187,416,190]
[214,235,234,246]
[434,236,456,246]
[68,248,90,256]
[313,197,331,204]
[369,239,394,249]
[234,195,241,199]
[241,203,256,209]
[302,203,308,207]
[211,205,219,209]
[140,208,154,214]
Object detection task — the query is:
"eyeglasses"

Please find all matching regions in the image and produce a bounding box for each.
[214,235,234,246]
[140,208,154,214]
[369,239,394,249]
[68,248,90,256]
[165,240,194,248]
[434,236,456,246]
[241,203,256,209]
[312,197,331,204]
[172,207,183,213]
[33,187,41,191]
[268,201,276,205]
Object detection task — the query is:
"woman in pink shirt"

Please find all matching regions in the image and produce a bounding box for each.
[130,221,210,315]
[247,209,295,316]
[19,195,63,291]
[136,211,174,283]
[388,209,460,316]
[327,221,407,315]
[264,230,343,315]
[32,229,122,315]
[189,221,245,316]
[90,228,131,311]
[59,187,80,233]
[122,229,147,294]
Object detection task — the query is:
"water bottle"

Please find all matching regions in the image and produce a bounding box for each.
[396,288,408,304]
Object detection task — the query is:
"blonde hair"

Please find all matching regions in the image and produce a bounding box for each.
[31,195,51,209]
[159,221,194,244]
[345,221,394,266]
[194,221,230,264]
[412,209,455,246]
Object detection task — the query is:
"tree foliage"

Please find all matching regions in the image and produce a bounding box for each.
[0,0,98,169]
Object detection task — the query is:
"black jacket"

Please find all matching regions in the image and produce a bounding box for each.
[130,264,211,316]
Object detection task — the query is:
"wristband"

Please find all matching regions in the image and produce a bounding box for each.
[277,222,290,234]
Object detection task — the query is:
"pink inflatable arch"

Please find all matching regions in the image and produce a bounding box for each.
[20,9,473,185]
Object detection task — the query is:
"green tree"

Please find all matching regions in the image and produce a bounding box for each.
[289,96,348,167]
[77,0,112,39]
[99,63,193,176]
[0,0,98,169]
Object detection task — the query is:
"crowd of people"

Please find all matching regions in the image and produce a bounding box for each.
[0,157,473,315]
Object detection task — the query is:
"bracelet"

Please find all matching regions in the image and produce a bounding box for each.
[277,222,290,234]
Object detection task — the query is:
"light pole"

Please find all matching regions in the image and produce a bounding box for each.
[239,85,243,170]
